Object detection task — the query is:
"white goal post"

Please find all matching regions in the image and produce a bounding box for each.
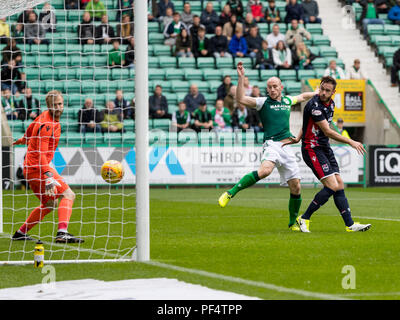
[0,0,149,264]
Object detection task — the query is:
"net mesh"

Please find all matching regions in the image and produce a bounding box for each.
[0,0,136,262]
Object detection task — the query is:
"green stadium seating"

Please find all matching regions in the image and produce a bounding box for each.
[204,93,217,105]
[122,132,136,145]
[285,81,302,95]
[149,33,165,45]
[76,68,95,80]
[123,119,135,132]
[246,69,260,81]
[312,35,331,46]
[148,22,160,33]
[279,69,297,82]
[218,132,235,146]
[203,69,223,81]
[191,81,209,93]
[149,68,165,80]
[153,44,172,56]
[258,23,269,35]
[208,80,222,93]
[375,35,393,47]
[312,57,328,69]
[235,131,256,146]
[40,68,58,80]
[159,56,177,68]
[111,68,130,80]
[58,68,78,80]
[216,57,234,69]
[184,69,203,81]
[198,131,218,146]
[171,80,190,93]
[64,81,82,94]
[164,93,178,105]
[391,35,400,46]
[319,46,338,58]
[178,131,198,145]
[104,132,122,144]
[384,25,400,35]
[306,24,323,35]
[297,69,316,80]
[82,81,97,94]
[25,68,40,80]
[309,46,320,56]
[165,68,185,80]
[197,57,215,69]
[221,69,238,81]
[149,56,160,68]
[235,57,253,68]
[153,119,171,131]
[177,57,196,69]
[367,24,385,36]
[85,132,105,144]
[260,69,278,81]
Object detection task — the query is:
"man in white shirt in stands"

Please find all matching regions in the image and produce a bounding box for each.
[346,59,367,80]
[324,60,346,80]
[266,23,285,49]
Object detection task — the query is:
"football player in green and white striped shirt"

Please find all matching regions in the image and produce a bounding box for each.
[218,62,319,230]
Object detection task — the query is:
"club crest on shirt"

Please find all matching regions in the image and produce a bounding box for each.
[312,109,322,116]
[322,164,329,172]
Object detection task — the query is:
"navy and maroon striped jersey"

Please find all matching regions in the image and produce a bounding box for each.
[301,95,335,149]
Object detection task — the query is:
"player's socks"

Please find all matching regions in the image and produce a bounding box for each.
[288,193,302,227]
[228,171,260,197]
[302,187,335,220]
[58,198,73,231]
[333,189,354,227]
[19,205,52,234]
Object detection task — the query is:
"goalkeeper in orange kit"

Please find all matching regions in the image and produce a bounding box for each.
[12,90,84,243]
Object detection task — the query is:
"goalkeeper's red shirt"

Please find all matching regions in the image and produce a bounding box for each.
[23,110,61,175]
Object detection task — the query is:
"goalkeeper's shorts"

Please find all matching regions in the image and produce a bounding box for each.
[24,167,69,205]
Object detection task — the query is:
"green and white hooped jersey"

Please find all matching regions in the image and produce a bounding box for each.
[255,95,297,142]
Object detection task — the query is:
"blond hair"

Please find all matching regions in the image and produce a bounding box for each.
[45,90,63,108]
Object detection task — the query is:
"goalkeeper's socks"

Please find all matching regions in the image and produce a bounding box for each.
[58,198,73,231]
[228,171,260,197]
[333,189,354,227]
[302,187,335,220]
[19,205,52,234]
[288,193,302,227]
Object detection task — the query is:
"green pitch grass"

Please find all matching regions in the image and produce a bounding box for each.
[1,187,400,300]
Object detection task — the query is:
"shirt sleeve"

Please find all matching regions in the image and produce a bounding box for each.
[285,95,298,106]
[255,97,267,111]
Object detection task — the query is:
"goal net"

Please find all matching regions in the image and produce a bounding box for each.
[0,0,147,264]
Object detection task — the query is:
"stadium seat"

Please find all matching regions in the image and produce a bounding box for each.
[297,69,316,80]
[258,23,269,35]
[165,68,185,80]
[64,81,81,94]
[76,68,95,81]
[246,69,260,81]
[367,24,385,36]
[391,35,400,46]
[82,81,97,94]
[66,132,85,145]
[184,69,203,81]
[234,57,253,69]
[25,68,40,80]
[191,81,209,93]
[153,44,172,56]
[308,46,320,56]
[312,35,331,46]
[260,69,278,81]
[204,93,217,105]
[285,81,302,95]
[153,119,171,131]
[159,56,177,68]
[85,132,104,144]
[111,68,130,80]
[178,131,198,145]
[149,56,160,68]
[306,23,323,35]
[104,132,122,144]
[216,57,234,69]
[149,68,166,80]
[149,130,168,145]
[122,132,135,145]
[203,69,223,81]
[171,80,190,93]
[384,24,400,35]
[375,36,393,47]
[312,57,328,69]
[148,32,165,45]
[36,55,53,67]
[207,80,222,93]
[279,69,297,82]
[197,57,215,69]
[164,93,178,105]
[221,69,238,81]
[148,22,160,33]
[40,68,58,80]
[58,68,78,80]
[319,46,338,58]
[177,57,196,69]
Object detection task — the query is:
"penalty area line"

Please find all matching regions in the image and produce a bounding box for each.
[145,261,350,300]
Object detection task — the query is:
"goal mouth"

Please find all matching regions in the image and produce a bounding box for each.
[0,0,150,265]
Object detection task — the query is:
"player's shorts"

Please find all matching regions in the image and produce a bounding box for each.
[24,167,69,205]
[301,145,340,181]
[261,140,301,186]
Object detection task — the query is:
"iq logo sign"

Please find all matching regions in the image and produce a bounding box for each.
[370,146,400,186]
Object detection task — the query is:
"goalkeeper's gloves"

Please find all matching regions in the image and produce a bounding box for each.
[44,172,61,197]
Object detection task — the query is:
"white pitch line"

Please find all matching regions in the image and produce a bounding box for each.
[146,261,350,300]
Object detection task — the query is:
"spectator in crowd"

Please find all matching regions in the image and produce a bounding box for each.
[114,89,133,119]
[247,0,265,23]
[245,26,263,59]
[228,28,247,57]
[193,102,213,132]
[175,28,193,57]
[251,85,261,97]
[78,11,95,45]
[95,14,115,44]
[24,12,49,45]
[15,8,36,35]
[347,58,367,79]
[210,25,231,58]
[129,96,136,118]
[285,19,311,51]
[390,48,400,86]
[65,0,79,9]
[201,2,219,34]
[223,14,243,41]
[2,38,22,67]
[85,0,107,21]
[184,84,206,114]
[189,15,205,39]
[181,2,194,26]
[295,41,316,69]
[81,0,92,9]
[336,118,351,139]
[101,101,124,132]
[232,102,261,132]
[16,87,40,121]
[1,59,25,94]
[39,2,56,33]
[255,39,274,69]
[172,101,191,132]
[148,0,159,21]
[192,27,210,57]
[301,0,321,24]
[1,88,18,120]
[226,0,244,21]
[243,13,257,37]
[125,36,135,68]
[224,85,237,114]
[285,0,304,24]
[324,59,346,79]
[157,0,175,19]
[265,0,281,24]
[217,75,233,100]
[219,4,232,27]
[163,12,188,46]
[149,85,171,119]
[266,23,285,49]
[272,40,292,69]
[211,99,232,132]
[162,7,174,27]
[375,0,390,14]
[117,0,133,22]
[78,98,103,133]
[117,14,134,44]
[108,39,125,68]
[243,76,253,96]
[360,0,385,38]
[0,18,10,44]
[388,0,400,25]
